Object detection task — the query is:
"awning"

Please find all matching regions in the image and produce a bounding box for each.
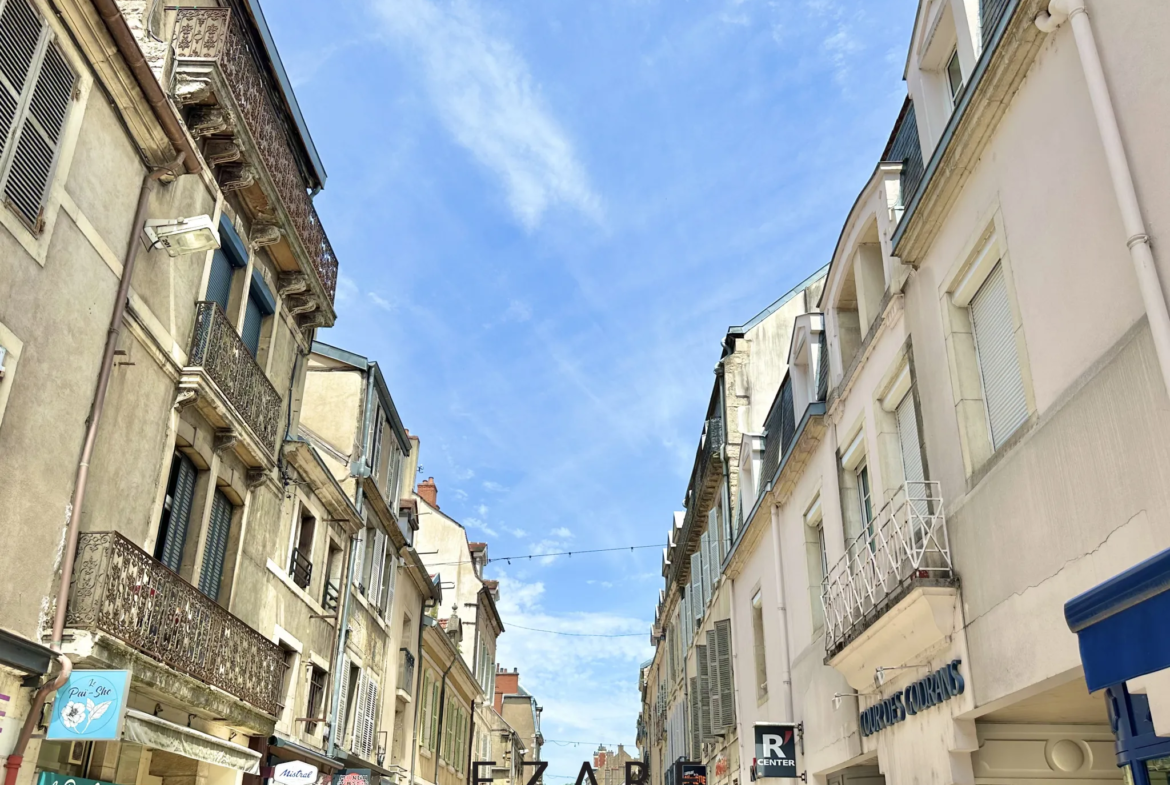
[267,735,347,772]
[123,709,262,773]
[0,628,54,676]
[1065,546,1170,691]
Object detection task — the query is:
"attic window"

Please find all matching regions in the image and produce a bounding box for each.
[946,49,963,107]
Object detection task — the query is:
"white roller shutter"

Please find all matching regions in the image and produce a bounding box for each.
[970,264,1028,449]
[896,392,925,486]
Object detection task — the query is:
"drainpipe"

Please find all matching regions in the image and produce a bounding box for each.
[5,161,179,785]
[767,505,795,722]
[408,605,433,785]
[327,530,360,760]
[433,659,457,783]
[1035,0,1170,397]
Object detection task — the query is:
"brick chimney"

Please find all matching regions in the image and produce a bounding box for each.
[418,477,438,509]
[494,667,521,713]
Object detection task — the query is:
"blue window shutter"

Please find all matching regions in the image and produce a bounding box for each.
[242,292,264,356]
[157,452,196,573]
[219,214,248,265]
[199,489,233,600]
[205,250,234,315]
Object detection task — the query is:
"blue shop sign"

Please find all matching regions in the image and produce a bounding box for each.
[46,670,130,741]
[859,660,965,737]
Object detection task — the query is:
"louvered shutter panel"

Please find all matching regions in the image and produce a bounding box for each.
[365,679,378,757]
[970,264,1028,449]
[896,392,925,486]
[198,490,233,599]
[688,676,701,760]
[705,630,721,734]
[689,553,701,621]
[701,530,712,606]
[696,644,712,740]
[429,681,440,750]
[352,673,367,753]
[337,660,351,743]
[715,619,735,728]
[0,0,75,231]
[241,289,264,357]
[160,453,197,573]
[205,250,234,315]
[420,671,431,747]
[368,529,385,601]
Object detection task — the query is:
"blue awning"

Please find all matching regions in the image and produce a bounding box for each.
[1065,547,1170,692]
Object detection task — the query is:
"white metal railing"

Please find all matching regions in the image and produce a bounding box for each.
[821,481,953,653]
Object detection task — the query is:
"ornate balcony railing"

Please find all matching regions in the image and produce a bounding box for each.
[172,9,338,307]
[821,481,955,655]
[188,301,281,453]
[697,417,723,488]
[65,531,286,716]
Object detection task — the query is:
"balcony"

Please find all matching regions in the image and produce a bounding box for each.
[65,531,286,716]
[180,301,282,466]
[170,9,337,328]
[821,482,958,686]
[289,548,312,590]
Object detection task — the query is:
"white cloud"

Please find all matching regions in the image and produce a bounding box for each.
[550,526,573,539]
[335,274,359,306]
[482,480,507,492]
[464,516,498,537]
[370,0,602,229]
[368,291,394,311]
[502,299,533,323]
[501,525,528,538]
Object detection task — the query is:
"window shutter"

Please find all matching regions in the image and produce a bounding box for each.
[369,529,385,601]
[705,630,721,735]
[205,250,234,315]
[715,619,735,728]
[696,644,712,740]
[701,529,712,607]
[241,289,264,357]
[688,676,701,760]
[420,671,432,747]
[337,660,350,743]
[352,673,367,753]
[429,681,440,750]
[970,263,1028,449]
[198,489,233,599]
[896,392,925,486]
[0,0,75,231]
[353,530,366,591]
[159,453,197,573]
[689,552,701,622]
[364,679,378,757]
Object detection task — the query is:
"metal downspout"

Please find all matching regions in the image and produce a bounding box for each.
[768,504,795,722]
[408,605,431,785]
[327,529,360,760]
[433,660,456,783]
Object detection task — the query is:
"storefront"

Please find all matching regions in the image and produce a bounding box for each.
[1066,547,1170,785]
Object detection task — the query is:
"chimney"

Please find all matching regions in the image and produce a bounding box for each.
[418,477,438,509]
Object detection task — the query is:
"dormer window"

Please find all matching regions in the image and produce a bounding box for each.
[946,48,963,107]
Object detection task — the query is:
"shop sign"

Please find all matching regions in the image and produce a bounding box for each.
[37,774,114,785]
[46,670,130,741]
[859,659,965,737]
[332,770,370,785]
[753,724,798,779]
[274,762,319,785]
[679,763,706,785]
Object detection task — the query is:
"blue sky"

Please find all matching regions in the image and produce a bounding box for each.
[265,0,912,777]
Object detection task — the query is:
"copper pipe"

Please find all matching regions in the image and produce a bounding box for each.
[2,655,71,785]
[89,0,201,175]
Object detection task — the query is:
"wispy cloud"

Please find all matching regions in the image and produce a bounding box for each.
[464,516,498,536]
[369,0,602,229]
[482,480,507,493]
[368,291,394,311]
[550,526,573,539]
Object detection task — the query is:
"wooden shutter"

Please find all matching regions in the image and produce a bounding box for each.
[705,630,721,735]
[158,452,197,573]
[688,676,701,760]
[429,681,440,750]
[241,289,264,357]
[701,529,712,607]
[896,392,925,486]
[337,660,351,744]
[696,644,712,740]
[205,250,234,315]
[715,619,735,729]
[420,671,432,747]
[364,678,378,757]
[0,0,75,231]
[198,489,233,599]
[689,552,701,621]
[352,673,367,753]
[970,263,1028,449]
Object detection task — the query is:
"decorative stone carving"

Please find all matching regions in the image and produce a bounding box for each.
[277,272,310,297]
[174,390,198,410]
[285,295,317,317]
[296,311,329,331]
[249,222,281,249]
[205,138,241,166]
[172,73,214,106]
[188,106,232,138]
[246,468,270,488]
[217,163,254,192]
[214,429,238,455]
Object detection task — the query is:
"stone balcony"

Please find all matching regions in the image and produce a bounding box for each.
[65,531,286,719]
[170,9,337,329]
[179,301,282,467]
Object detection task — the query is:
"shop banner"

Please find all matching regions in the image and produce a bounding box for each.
[274,762,319,785]
[47,670,130,741]
[753,724,798,780]
[37,773,115,785]
[332,769,371,785]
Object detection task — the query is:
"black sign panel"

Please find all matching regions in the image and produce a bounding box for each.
[679,763,706,785]
[753,724,798,779]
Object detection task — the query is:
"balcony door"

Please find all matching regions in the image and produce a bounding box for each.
[156,451,197,573]
[198,489,234,600]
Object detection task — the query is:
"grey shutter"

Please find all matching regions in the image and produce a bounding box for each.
[688,676,701,760]
[971,263,1028,449]
[715,619,735,728]
[159,452,196,573]
[896,392,925,486]
[705,630,721,734]
[689,552,702,622]
[701,529,712,606]
[696,644,712,740]
[205,250,234,314]
[0,0,75,230]
[241,289,264,356]
[198,490,233,599]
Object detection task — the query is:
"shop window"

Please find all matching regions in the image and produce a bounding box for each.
[156,451,197,574]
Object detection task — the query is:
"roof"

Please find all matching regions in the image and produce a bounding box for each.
[469,542,488,552]
[726,263,829,339]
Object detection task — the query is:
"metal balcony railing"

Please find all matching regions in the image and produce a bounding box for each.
[289,548,312,590]
[188,301,282,453]
[697,417,723,488]
[821,481,955,655]
[65,532,287,716]
[323,581,340,613]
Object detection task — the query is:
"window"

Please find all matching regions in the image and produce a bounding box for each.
[946,49,963,107]
[420,670,434,749]
[205,217,247,315]
[198,488,234,600]
[0,0,77,232]
[241,269,275,358]
[278,644,298,726]
[306,665,326,735]
[428,678,441,751]
[751,591,767,700]
[970,263,1028,449]
[856,463,874,542]
[156,451,197,573]
[380,547,397,613]
[323,541,342,611]
[341,661,360,749]
[804,497,827,631]
[290,506,316,590]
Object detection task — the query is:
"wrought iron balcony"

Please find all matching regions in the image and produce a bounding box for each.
[323,581,340,613]
[821,481,956,656]
[65,531,286,716]
[697,417,723,490]
[171,8,338,325]
[289,548,312,590]
[186,301,281,458]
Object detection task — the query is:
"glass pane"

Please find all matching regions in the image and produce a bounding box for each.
[1146,755,1170,785]
[947,50,963,103]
